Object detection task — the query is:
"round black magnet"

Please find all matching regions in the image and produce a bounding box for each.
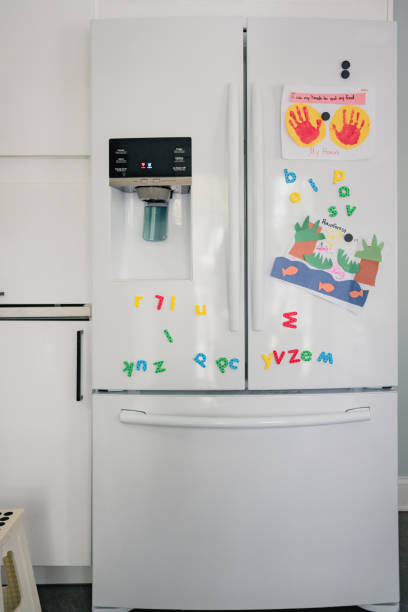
[341,70,350,79]
[344,233,353,242]
[321,112,330,121]
[341,60,351,69]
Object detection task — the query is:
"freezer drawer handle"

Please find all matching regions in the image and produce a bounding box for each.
[119,407,371,429]
[227,82,240,332]
[251,83,264,331]
[76,330,83,401]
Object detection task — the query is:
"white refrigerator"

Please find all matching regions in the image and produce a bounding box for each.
[91,16,398,612]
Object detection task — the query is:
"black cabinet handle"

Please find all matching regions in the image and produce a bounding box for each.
[76,330,84,401]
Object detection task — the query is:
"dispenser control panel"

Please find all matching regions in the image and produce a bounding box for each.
[109,138,191,187]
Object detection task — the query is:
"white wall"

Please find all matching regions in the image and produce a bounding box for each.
[395,0,408,476]
[0,0,402,584]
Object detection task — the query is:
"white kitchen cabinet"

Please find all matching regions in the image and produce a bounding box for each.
[0,321,91,566]
[0,158,90,304]
[0,0,91,155]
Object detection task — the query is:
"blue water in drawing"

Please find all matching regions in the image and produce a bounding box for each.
[271,257,369,308]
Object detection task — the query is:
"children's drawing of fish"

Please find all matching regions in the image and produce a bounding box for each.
[318,282,335,293]
[282,266,298,277]
[349,288,364,298]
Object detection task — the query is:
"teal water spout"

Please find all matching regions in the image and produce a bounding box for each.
[136,186,171,242]
[143,205,168,241]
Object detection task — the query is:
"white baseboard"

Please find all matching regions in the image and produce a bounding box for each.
[399,476,408,510]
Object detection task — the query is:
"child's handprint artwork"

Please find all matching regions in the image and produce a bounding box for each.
[330,106,370,149]
[285,104,326,147]
[281,87,374,160]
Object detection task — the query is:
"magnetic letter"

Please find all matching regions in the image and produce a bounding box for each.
[261,353,274,370]
[153,360,166,373]
[134,296,143,307]
[229,358,239,370]
[333,169,345,184]
[170,295,176,310]
[288,349,301,364]
[283,312,298,329]
[216,357,229,373]
[308,179,318,192]
[163,329,173,343]
[273,350,285,365]
[328,206,338,218]
[338,186,350,198]
[195,304,207,315]
[136,360,147,372]
[123,361,134,377]
[301,350,312,362]
[289,192,301,203]
[284,168,297,183]
[155,295,164,310]
[346,204,356,217]
[194,353,207,368]
[317,351,333,364]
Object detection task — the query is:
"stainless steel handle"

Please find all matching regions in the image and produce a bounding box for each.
[119,407,371,429]
[76,330,83,401]
[227,82,240,332]
[251,83,264,331]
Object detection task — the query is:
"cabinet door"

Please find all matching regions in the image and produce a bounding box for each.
[0,321,91,565]
[92,18,245,391]
[247,19,397,389]
[0,0,90,155]
[0,159,90,303]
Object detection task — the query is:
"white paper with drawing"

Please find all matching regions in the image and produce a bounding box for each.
[281,86,375,160]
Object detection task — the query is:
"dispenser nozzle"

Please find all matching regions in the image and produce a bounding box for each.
[136,186,171,242]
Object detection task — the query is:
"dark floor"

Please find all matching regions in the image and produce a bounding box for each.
[36,513,408,612]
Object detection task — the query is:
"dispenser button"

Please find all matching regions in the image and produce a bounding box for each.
[115,148,127,155]
[174,156,184,162]
[115,167,127,174]
[115,156,127,165]
[174,147,186,154]
[173,166,186,172]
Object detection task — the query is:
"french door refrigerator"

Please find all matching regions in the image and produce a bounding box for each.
[91,16,398,612]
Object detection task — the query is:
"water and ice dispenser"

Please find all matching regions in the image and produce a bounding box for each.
[109,138,192,280]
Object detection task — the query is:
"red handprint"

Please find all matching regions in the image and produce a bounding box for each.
[288,106,322,145]
[331,108,365,146]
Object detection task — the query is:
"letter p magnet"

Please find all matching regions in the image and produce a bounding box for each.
[333,169,345,184]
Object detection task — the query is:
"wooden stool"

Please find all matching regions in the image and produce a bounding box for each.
[0,509,41,612]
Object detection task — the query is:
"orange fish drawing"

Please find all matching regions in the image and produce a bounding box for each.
[318,282,335,293]
[349,289,364,298]
[282,266,298,277]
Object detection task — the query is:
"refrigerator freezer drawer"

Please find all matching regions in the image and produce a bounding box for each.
[92,391,399,610]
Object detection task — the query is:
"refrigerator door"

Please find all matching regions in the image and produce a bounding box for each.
[93,391,398,610]
[91,18,245,390]
[247,19,397,389]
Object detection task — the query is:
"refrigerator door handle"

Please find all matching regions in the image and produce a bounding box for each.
[227,82,240,332]
[119,407,371,429]
[251,83,264,331]
[76,330,83,401]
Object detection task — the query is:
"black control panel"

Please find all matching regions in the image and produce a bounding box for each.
[109,138,191,178]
